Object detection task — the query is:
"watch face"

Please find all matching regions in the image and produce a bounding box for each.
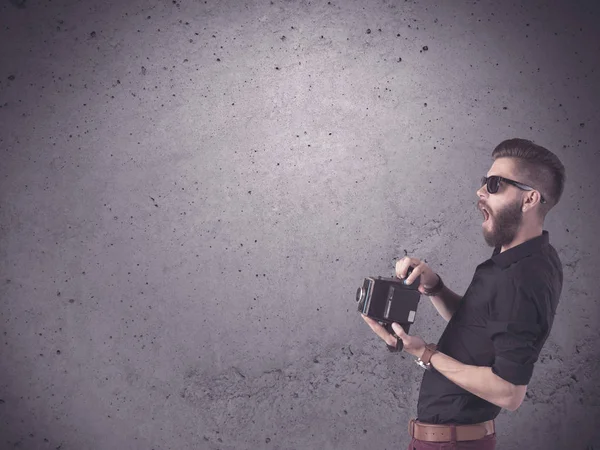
[415,360,429,370]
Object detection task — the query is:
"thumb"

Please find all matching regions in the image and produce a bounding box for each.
[391,323,406,337]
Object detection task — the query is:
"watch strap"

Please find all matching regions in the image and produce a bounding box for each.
[423,274,444,296]
[386,334,404,352]
[384,323,404,352]
[419,343,438,366]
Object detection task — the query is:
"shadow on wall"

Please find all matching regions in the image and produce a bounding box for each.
[587,427,600,450]
[8,0,26,9]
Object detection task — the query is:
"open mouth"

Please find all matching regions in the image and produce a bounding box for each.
[482,208,490,223]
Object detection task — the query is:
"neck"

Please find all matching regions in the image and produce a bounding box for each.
[500,223,543,253]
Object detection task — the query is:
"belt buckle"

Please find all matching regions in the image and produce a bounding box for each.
[408,419,415,438]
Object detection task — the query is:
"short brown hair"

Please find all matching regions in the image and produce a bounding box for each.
[492,138,566,221]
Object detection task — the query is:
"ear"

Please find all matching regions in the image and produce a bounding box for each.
[522,191,540,212]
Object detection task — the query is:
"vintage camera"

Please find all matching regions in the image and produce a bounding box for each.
[356,267,422,351]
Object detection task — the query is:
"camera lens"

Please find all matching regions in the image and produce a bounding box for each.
[356,287,365,303]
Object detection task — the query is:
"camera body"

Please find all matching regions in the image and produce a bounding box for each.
[356,267,422,350]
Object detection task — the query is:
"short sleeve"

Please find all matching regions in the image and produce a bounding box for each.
[486,282,545,386]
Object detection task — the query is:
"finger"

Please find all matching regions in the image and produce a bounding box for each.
[362,316,395,345]
[391,322,406,337]
[406,264,420,285]
[361,314,382,330]
[403,262,423,285]
[362,314,384,332]
[361,313,376,325]
[396,257,415,279]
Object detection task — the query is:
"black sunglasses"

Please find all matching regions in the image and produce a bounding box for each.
[481,176,546,204]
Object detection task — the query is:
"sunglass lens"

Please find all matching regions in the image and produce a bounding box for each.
[481,176,499,193]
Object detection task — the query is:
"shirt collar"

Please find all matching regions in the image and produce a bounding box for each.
[491,230,550,269]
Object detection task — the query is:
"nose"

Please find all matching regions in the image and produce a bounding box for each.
[476,184,489,205]
[476,184,486,198]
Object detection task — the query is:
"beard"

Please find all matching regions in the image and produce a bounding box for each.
[482,199,523,250]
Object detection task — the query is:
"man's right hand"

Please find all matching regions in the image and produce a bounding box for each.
[395,256,440,295]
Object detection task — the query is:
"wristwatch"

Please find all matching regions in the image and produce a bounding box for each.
[415,343,438,370]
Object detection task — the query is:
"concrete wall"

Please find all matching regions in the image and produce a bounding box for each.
[1,0,598,449]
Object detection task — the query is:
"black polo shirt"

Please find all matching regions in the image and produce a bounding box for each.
[416,230,563,425]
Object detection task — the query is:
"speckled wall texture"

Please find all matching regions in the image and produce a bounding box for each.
[0,0,599,449]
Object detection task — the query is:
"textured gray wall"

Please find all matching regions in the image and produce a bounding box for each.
[1,0,599,449]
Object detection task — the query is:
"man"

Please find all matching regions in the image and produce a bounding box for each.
[363,139,566,449]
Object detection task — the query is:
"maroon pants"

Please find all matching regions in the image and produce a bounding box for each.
[407,433,496,450]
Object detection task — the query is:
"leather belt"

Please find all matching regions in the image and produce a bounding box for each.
[409,419,495,442]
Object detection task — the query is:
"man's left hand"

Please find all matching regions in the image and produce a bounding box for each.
[361,314,426,359]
